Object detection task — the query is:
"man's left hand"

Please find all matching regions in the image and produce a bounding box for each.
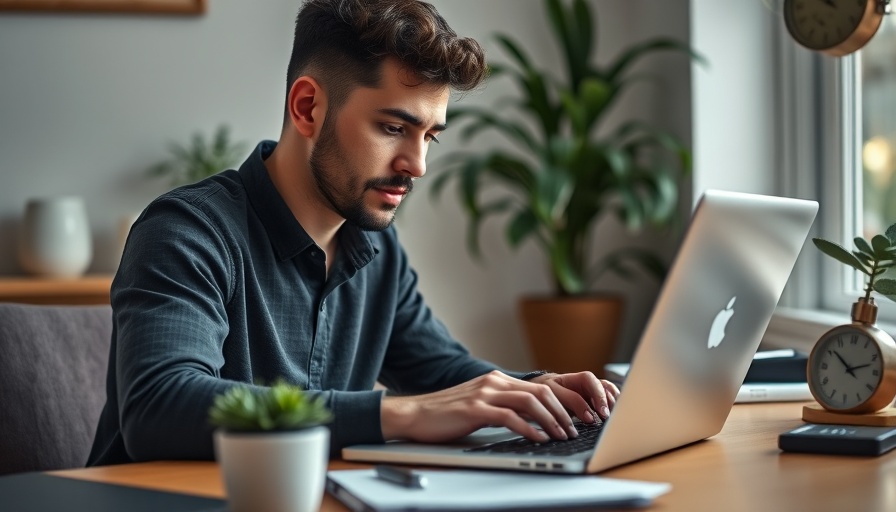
[528,372,620,423]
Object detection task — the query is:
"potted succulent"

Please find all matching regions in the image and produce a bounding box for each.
[147,124,248,186]
[431,0,704,375]
[209,380,332,512]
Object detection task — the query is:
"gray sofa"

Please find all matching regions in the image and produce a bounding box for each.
[0,303,112,475]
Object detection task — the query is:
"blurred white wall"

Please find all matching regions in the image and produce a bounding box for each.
[690,0,780,201]
[0,0,694,370]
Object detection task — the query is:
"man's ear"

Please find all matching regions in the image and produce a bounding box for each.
[286,76,326,139]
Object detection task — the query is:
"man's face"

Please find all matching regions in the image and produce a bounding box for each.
[309,59,449,231]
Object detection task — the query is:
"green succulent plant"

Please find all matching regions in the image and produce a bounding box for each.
[813,222,896,303]
[208,380,332,432]
[430,0,706,296]
[147,124,249,186]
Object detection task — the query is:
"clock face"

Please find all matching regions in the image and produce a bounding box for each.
[783,0,880,55]
[809,328,884,410]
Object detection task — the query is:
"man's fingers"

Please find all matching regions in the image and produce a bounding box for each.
[472,402,551,443]
[545,381,595,423]
[483,372,576,438]
[486,390,571,440]
[602,379,621,398]
[603,380,620,409]
[580,376,610,419]
[552,372,613,420]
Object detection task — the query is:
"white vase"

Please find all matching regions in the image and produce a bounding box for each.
[18,197,93,278]
[214,426,330,512]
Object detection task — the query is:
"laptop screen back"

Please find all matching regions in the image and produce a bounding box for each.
[586,190,818,472]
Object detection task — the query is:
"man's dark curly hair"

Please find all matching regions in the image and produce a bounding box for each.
[285,0,487,119]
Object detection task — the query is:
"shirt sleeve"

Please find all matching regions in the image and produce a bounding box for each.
[112,196,386,461]
[375,230,526,393]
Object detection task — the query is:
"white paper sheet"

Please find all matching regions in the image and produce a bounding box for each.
[327,468,671,511]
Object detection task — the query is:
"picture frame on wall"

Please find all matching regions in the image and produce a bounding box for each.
[0,0,205,15]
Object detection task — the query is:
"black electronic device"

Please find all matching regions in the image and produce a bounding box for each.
[743,349,808,383]
[779,423,896,456]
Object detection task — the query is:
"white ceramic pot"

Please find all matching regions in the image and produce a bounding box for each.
[214,426,330,512]
[18,196,93,278]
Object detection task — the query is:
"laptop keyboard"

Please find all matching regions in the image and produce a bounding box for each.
[464,420,604,457]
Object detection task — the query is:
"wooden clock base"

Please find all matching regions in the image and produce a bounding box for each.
[802,403,896,427]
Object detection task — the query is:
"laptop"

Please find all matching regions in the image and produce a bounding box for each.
[343,190,819,474]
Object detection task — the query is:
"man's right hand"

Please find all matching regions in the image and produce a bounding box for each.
[380,370,582,443]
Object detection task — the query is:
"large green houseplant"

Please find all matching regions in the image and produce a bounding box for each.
[431,0,704,374]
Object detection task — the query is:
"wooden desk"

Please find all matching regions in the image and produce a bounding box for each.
[0,274,112,305]
[50,402,896,511]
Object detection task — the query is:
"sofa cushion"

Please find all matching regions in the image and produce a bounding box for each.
[0,303,112,475]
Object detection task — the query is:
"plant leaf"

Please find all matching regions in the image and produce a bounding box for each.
[450,107,538,150]
[886,222,896,244]
[588,247,667,286]
[854,251,873,266]
[854,237,874,257]
[208,381,331,432]
[813,238,870,275]
[507,209,539,247]
[872,234,892,260]
[466,199,517,259]
[549,245,585,295]
[873,278,896,301]
[495,34,535,73]
[146,124,247,186]
[533,167,574,225]
[606,38,707,83]
[546,0,592,90]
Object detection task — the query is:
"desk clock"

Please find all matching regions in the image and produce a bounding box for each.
[804,297,896,426]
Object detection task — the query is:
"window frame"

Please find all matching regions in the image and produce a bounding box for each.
[766,21,896,352]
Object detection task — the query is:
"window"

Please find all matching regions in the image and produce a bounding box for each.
[765,12,896,352]
[861,19,896,239]
[777,15,896,335]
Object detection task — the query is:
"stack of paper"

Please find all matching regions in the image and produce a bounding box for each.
[327,469,671,511]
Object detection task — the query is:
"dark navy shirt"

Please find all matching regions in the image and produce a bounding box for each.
[87,140,514,466]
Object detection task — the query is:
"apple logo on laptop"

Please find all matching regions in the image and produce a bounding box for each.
[707,296,736,349]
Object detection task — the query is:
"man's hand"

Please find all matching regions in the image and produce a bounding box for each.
[528,371,620,423]
[380,370,619,445]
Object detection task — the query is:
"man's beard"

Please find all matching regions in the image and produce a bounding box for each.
[309,120,413,232]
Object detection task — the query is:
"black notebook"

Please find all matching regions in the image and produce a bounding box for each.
[0,472,227,512]
[779,424,896,456]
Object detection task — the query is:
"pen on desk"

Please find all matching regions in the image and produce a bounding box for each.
[375,465,428,489]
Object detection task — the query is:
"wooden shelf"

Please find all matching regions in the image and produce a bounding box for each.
[0,274,113,305]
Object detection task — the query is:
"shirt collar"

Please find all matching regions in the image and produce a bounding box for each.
[239,140,378,266]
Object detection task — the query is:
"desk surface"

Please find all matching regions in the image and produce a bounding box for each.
[51,402,896,511]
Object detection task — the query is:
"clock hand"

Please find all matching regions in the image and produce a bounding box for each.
[847,363,872,372]
[832,350,858,378]
[820,0,835,7]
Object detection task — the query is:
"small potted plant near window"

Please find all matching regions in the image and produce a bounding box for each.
[813,223,896,304]
[209,380,333,512]
[431,0,704,375]
[147,124,249,186]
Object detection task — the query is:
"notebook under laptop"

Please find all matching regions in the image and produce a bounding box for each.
[343,190,818,474]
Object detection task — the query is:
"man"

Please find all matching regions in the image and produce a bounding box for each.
[87,0,619,466]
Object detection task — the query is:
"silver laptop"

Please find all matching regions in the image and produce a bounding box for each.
[343,190,818,474]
